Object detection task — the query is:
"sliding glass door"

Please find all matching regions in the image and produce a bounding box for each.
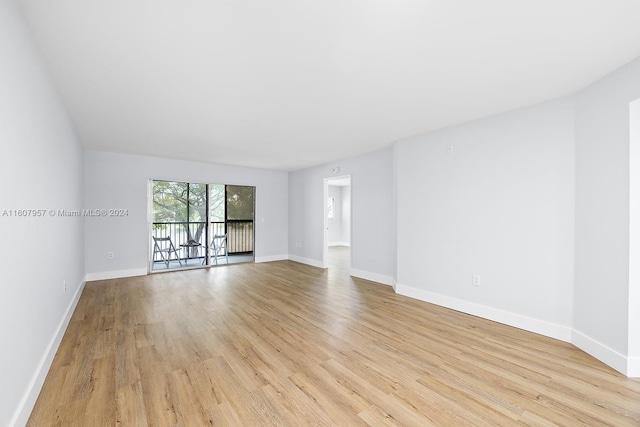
[150,181,208,270]
[225,185,255,261]
[150,180,255,271]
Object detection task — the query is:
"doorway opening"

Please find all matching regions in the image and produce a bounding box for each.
[323,175,351,271]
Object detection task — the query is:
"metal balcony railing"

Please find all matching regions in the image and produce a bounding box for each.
[226,220,254,253]
[152,220,254,261]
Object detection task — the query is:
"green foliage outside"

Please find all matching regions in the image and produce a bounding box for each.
[152,181,212,250]
[210,183,225,222]
[227,185,255,220]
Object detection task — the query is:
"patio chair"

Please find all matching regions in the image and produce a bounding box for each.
[210,234,228,265]
[153,236,183,268]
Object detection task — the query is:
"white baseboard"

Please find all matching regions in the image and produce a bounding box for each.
[85,268,147,282]
[350,268,393,286]
[394,283,573,342]
[255,254,288,263]
[571,329,629,376]
[288,255,325,269]
[286,257,394,287]
[11,279,85,427]
[393,283,640,377]
[628,357,640,377]
[329,242,350,247]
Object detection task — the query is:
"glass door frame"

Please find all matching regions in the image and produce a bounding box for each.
[148,180,256,273]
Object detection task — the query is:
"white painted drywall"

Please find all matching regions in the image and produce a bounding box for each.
[574,57,640,373]
[84,151,288,278]
[328,186,343,244]
[0,1,85,425]
[342,185,351,245]
[328,185,350,246]
[289,149,393,280]
[395,97,575,332]
[630,98,640,374]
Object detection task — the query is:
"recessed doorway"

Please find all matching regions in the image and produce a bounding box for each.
[323,175,351,271]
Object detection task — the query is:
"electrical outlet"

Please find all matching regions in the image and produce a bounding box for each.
[369,253,375,261]
[472,275,481,287]
[447,145,454,154]
[108,252,114,259]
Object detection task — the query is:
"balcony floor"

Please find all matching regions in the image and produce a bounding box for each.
[151,253,254,271]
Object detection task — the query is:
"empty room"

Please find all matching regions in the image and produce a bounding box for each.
[2,0,640,425]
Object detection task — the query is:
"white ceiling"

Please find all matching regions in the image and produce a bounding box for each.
[18,0,640,171]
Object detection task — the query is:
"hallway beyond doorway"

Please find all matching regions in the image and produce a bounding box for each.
[328,245,350,275]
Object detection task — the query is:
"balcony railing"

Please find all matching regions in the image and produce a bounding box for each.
[152,220,254,261]
[226,220,254,253]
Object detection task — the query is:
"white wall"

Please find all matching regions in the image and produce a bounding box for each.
[289,149,394,284]
[574,56,640,376]
[84,150,288,279]
[328,185,350,246]
[342,185,351,245]
[328,186,342,244]
[630,98,640,374]
[0,1,85,425]
[395,97,576,340]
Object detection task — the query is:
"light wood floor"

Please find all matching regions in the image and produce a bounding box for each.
[29,249,640,426]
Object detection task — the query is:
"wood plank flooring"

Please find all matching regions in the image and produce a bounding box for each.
[29,249,640,426]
